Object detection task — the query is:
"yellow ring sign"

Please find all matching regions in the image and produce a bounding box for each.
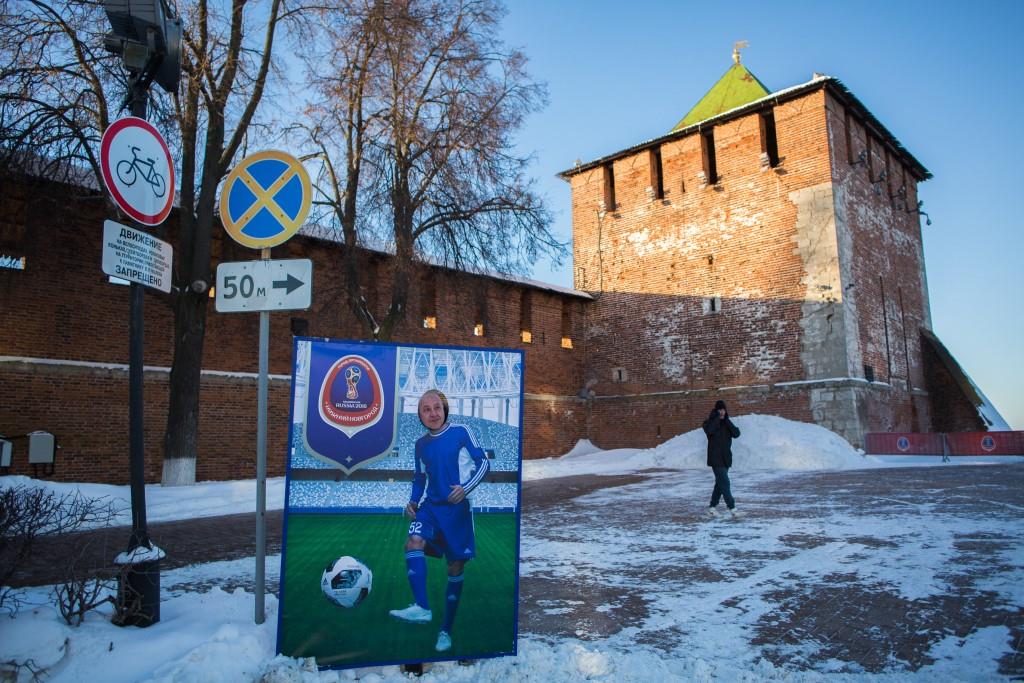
[219,150,311,249]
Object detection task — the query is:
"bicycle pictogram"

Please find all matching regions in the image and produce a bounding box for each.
[116,146,167,198]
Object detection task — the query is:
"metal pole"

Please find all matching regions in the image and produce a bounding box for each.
[255,247,270,623]
[115,74,161,628]
[127,280,149,547]
[127,77,150,551]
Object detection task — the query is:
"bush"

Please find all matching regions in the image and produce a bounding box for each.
[0,484,118,617]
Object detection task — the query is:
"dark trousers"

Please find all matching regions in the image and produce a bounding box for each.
[710,466,735,509]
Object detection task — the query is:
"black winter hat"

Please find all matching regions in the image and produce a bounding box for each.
[714,400,727,410]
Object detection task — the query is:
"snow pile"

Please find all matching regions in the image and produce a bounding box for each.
[0,587,277,683]
[523,447,645,480]
[0,475,287,528]
[652,414,868,470]
[561,439,602,458]
[524,414,865,480]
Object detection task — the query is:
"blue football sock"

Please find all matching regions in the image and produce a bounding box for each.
[405,550,429,610]
[442,573,464,633]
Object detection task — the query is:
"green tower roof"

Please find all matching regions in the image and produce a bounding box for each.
[671,62,771,132]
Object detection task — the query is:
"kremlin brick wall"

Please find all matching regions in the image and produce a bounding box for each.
[0,174,587,483]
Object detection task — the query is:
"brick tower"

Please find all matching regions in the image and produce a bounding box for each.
[560,50,957,449]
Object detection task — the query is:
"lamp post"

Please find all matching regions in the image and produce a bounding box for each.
[102,0,180,628]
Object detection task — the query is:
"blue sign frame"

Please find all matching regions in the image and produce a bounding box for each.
[276,337,525,671]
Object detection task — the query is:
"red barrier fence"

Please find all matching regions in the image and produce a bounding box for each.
[864,432,1024,456]
[944,431,1024,456]
[864,432,946,455]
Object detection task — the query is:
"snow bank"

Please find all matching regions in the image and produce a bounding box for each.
[561,439,602,458]
[0,475,287,528]
[5,587,1008,682]
[523,447,645,480]
[0,587,277,683]
[652,414,867,470]
[525,414,866,480]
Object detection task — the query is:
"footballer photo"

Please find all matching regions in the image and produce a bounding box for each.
[276,339,523,669]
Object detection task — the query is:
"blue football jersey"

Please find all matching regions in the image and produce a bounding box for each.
[410,423,490,504]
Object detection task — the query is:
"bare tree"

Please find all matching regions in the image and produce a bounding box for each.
[0,0,305,485]
[162,0,298,485]
[0,1,124,185]
[298,0,386,336]
[54,550,115,626]
[301,0,565,340]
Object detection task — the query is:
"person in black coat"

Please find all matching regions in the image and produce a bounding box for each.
[702,399,741,517]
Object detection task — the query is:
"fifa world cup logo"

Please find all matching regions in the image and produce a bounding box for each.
[344,366,362,400]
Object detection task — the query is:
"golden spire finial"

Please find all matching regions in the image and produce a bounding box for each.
[733,40,749,65]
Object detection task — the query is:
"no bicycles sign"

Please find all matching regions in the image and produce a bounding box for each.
[100,117,175,226]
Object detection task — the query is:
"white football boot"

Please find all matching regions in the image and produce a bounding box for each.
[435,631,452,652]
[706,506,719,517]
[389,604,432,623]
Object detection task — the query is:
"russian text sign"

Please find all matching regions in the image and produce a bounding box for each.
[101,220,173,293]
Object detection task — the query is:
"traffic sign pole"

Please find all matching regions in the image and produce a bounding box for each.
[127,79,150,551]
[102,1,180,629]
[128,278,148,550]
[216,149,312,625]
[255,247,270,624]
[115,78,162,628]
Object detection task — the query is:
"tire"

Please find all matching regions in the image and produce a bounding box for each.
[116,160,137,187]
[151,172,166,198]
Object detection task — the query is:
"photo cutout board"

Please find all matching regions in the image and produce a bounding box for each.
[277,337,524,670]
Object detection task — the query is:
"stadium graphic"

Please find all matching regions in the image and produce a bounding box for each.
[397,347,521,426]
[288,343,522,512]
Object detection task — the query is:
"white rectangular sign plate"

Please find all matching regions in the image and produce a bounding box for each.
[101,220,173,293]
[215,259,313,313]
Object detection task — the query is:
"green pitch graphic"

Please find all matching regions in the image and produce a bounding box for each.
[279,512,518,666]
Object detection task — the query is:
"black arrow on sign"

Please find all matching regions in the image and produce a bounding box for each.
[273,273,304,295]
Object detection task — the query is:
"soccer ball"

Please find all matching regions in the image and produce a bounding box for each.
[320,556,372,608]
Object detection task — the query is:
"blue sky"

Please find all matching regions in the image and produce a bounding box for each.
[502,0,1023,430]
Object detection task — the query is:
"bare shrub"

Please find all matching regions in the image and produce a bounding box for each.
[53,547,116,626]
[0,484,119,615]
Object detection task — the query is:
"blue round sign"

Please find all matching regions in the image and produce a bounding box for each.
[219,150,311,248]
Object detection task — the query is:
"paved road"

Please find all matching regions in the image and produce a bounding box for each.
[7,464,1024,677]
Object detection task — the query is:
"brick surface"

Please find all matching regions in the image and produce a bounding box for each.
[565,84,942,450]
[0,174,588,482]
[0,78,987,484]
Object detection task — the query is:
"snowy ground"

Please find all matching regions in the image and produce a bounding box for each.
[518,465,1024,681]
[1,415,1016,524]
[0,475,288,528]
[2,415,1023,681]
